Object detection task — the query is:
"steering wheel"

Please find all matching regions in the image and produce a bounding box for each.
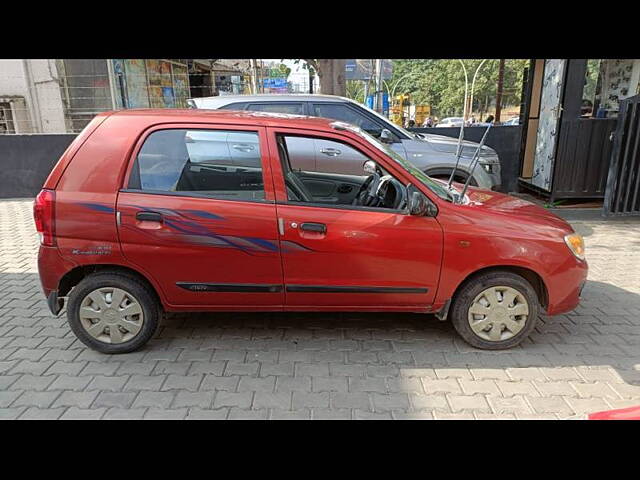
[384,177,408,210]
[352,173,381,207]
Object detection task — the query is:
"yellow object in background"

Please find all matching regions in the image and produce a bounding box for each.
[415,105,431,126]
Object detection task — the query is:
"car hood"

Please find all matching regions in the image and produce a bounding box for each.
[463,187,573,233]
[413,132,495,156]
[432,179,574,234]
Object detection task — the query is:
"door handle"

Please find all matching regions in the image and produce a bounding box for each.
[136,211,163,222]
[232,143,255,152]
[300,222,327,233]
[320,148,341,156]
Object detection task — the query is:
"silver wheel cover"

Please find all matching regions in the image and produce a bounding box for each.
[467,285,529,342]
[78,287,144,344]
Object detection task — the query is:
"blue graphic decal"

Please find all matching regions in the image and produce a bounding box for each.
[78,202,310,256]
[79,203,115,213]
[181,209,224,220]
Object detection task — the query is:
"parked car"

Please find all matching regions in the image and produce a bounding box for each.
[502,117,520,126]
[34,109,588,354]
[187,95,501,190]
[435,117,465,128]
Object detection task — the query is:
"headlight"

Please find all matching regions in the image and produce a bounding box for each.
[564,233,585,260]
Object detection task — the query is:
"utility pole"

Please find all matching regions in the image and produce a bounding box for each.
[495,59,505,123]
[375,59,383,114]
[309,68,314,94]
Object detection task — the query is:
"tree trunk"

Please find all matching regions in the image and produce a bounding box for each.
[495,59,505,122]
[315,59,346,96]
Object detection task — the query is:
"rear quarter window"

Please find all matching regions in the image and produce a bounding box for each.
[128,128,265,202]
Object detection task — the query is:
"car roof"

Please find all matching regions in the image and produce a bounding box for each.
[189,94,353,108]
[101,108,342,130]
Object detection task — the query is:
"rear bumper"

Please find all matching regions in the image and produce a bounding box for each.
[47,290,64,316]
[37,245,75,306]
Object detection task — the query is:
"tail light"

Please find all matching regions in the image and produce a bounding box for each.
[33,189,56,246]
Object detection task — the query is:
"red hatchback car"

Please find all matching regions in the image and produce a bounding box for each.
[34,109,588,353]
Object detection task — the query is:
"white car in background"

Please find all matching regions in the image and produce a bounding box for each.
[435,117,465,128]
[188,95,501,189]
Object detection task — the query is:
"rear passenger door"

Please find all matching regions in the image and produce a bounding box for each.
[117,124,284,309]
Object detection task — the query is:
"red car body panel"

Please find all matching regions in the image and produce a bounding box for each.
[588,405,640,420]
[36,109,588,317]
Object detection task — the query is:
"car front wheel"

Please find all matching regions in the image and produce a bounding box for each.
[449,271,539,350]
[67,272,160,354]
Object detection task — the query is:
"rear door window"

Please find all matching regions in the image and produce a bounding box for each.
[129,129,265,202]
[246,103,304,115]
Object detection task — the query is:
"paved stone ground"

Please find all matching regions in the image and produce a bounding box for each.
[1,198,639,420]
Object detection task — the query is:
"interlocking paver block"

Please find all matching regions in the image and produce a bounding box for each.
[124,375,167,391]
[87,376,129,392]
[214,391,252,409]
[103,408,147,420]
[132,391,175,409]
[448,394,491,412]
[161,374,202,392]
[12,391,61,408]
[53,391,99,409]
[186,408,229,420]
[144,408,188,420]
[293,392,331,409]
[172,391,213,409]
[19,407,66,420]
[2,199,640,420]
[528,396,574,415]
[253,392,292,410]
[93,392,137,409]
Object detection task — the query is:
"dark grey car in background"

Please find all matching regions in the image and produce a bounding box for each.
[187,94,501,189]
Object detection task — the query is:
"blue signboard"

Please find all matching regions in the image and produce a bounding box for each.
[263,77,287,89]
[366,93,389,116]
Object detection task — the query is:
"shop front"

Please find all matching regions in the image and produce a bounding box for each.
[518,59,640,202]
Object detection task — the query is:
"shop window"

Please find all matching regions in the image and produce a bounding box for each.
[0,102,15,134]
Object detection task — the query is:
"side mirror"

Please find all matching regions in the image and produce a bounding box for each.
[408,186,437,217]
[379,129,394,144]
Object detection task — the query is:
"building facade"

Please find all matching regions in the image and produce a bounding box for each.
[0,59,249,134]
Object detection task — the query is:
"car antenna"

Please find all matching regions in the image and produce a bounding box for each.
[458,123,493,203]
[447,60,488,190]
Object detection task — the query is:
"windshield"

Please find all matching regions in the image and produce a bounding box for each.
[333,122,454,202]
[354,101,416,140]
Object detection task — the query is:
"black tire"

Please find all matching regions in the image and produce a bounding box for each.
[449,271,539,350]
[67,272,160,354]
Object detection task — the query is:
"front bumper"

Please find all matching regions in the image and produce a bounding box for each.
[546,259,589,315]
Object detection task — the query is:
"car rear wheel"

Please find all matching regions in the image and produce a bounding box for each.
[449,271,539,350]
[67,272,160,354]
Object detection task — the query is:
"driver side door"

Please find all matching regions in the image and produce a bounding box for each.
[268,128,443,310]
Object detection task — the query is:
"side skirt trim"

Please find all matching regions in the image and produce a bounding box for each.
[285,285,429,294]
[176,283,429,295]
[176,282,283,293]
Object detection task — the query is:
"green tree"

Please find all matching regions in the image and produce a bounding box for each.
[365,59,529,119]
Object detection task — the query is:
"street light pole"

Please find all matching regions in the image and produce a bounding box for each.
[375,59,383,113]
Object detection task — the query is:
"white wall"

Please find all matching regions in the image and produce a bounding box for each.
[0,59,67,133]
